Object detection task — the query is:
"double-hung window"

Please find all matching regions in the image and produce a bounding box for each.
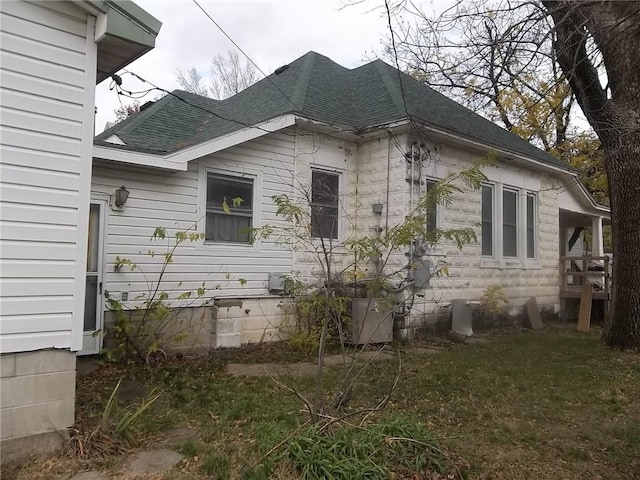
[481,183,538,261]
[425,179,438,234]
[481,185,494,256]
[206,173,253,243]
[526,193,536,259]
[502,189,518,257]
[311,170,339,239]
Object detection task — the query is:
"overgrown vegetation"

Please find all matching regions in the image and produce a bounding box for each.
[250,158,488,425]
[104,223,245,363]
[68,377,161,458]
[9,328,640,479]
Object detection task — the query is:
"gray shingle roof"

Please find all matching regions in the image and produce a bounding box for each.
[95,51,569,171]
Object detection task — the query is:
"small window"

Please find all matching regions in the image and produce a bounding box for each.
[526,193,536,258]
[481,185,493,256]
[311,170,339,239]
[425,179,437,234]
[503,189,518,257]
[206,173,253,243]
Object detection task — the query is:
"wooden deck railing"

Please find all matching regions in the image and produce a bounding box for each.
[559,255,612,308]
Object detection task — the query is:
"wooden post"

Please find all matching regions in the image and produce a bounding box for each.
[577,282,593,333]
[604,255,611,316]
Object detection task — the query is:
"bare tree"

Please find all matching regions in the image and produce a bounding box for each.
[388,0,574,154]
[175,68,210,97]
[176,50,258,99]
[387,0,640,349]
[114,101,140,123]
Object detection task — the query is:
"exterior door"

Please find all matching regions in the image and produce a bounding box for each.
[80,202,105,355]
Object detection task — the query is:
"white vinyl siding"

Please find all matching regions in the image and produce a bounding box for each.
[0,1,94,353]
[91,132,295,303]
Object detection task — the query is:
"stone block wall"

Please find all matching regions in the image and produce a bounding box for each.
[0,349,76,465]
[213,297,293,348]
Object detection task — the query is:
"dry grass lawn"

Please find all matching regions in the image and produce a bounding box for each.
[5,327,639,479]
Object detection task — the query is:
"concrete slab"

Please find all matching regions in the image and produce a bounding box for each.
[67,471,107,480]
[126,449,184,474]
[525,297,544,330]
[160,427,197,444]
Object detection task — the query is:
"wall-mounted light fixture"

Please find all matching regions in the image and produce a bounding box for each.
[114,185,130,208]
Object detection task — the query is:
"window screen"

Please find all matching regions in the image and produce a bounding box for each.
[311,171,339,239]
[503,189,518,257]
[425,179,437,234]
[526,193,535,258]
[481,185,493,256]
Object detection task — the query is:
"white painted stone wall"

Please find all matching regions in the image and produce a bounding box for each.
[292,126,561,333]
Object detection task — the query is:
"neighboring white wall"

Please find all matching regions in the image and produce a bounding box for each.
[401,141,561,328]
[292,128,358,286]
[0,0,95,353]
[289,126,561,329]
[91,131,296,306]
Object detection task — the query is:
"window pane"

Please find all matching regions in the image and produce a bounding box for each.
[84,276,97,330]
[503,190,517,257]
[207,174,253,212]
[87,204,100,272]
[206,173,253,243]
[206,212,251,243]
[481,185,493,256]
[527,194,535,258]
[311,171,339,239]
[426,180,437,233]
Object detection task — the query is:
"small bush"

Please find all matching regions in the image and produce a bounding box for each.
[285,417,450,480]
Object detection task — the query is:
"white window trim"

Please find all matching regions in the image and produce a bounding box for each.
[310,165,346,243]
[480,182,540,269]
[197,162,262,251]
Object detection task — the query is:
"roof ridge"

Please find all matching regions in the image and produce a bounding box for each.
[372,60,409,117]
[289,51,318,112]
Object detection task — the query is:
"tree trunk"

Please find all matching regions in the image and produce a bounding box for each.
[604,138,640,348]
[544,1,640,349]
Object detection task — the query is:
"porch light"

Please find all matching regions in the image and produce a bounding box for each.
[114,185,130,208]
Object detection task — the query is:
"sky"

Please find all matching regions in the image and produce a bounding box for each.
[95,0,397,133]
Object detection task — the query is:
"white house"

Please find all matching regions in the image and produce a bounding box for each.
[0,0,160,463]
[90,52,610,352]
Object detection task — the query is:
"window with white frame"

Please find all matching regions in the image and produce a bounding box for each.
[206,173,253,243]
[311,170,339,239]
[481,183,538,261]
